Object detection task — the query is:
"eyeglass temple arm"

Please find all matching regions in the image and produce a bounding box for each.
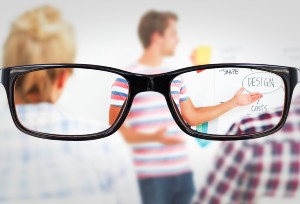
[297,67,300,83]
[0,69,2,84]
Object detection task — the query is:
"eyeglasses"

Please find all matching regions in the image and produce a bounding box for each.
[0,63,299,141]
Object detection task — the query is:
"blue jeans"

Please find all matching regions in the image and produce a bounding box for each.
[138,172,195,204]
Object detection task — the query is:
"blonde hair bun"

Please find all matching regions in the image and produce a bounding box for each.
[3,5,76,67]
[13,5,72,40]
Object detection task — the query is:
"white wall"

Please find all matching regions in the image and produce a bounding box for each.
[1,0,300,67]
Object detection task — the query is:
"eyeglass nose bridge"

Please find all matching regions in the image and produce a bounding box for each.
[130,74,174,97]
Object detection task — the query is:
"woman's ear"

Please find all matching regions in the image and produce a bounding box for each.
[56,71,70,90]
[50,70,71,103]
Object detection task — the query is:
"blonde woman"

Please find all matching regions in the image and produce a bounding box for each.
[0,5,140,204]
[3,5,75,104]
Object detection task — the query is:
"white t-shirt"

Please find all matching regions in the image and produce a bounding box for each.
[0,102,141,204]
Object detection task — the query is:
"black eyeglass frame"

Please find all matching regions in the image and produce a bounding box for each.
[0,63,299,141]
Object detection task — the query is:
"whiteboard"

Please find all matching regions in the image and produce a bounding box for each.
[182,67,285,135]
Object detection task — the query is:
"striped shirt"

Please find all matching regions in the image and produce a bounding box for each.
[0,103,141,204]
[110,63,191,179]
[196,97,300,204]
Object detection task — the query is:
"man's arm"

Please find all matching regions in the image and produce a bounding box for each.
[109,105,185,145]
[180,88,262,126]
[180,98,236,126]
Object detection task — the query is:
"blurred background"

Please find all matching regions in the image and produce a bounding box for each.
[1,0,300,204]
[1,0,300,68]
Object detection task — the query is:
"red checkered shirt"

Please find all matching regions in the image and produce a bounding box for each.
[195,97,300,204]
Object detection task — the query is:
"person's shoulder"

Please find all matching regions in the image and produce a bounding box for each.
[126,62,144,72]
[20,103,109,133]
[225,101,300,152]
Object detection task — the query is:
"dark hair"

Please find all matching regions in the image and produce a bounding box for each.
[138,10,178,48]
